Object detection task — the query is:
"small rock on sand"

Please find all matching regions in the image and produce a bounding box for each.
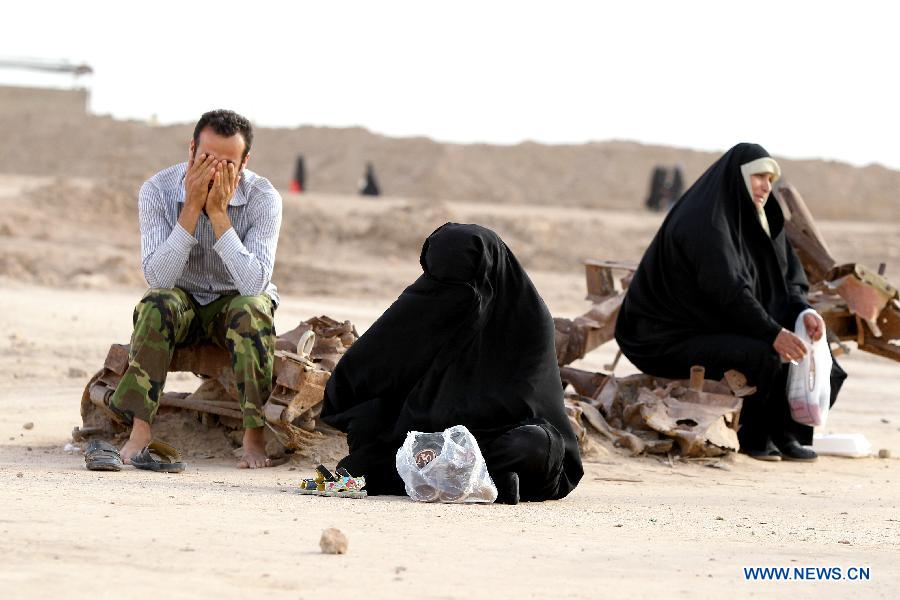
[878,449,891,459]
[23,422,34,430]
[320,528,348,554]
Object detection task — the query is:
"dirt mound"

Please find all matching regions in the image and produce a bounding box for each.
[0,176,145,289]
[2,106,899,221]
[3,174,898,304]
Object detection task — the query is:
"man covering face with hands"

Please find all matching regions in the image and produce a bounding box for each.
[110,109,282,468]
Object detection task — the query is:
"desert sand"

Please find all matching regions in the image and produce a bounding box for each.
[1,101,899,598]
[1,281,898,599]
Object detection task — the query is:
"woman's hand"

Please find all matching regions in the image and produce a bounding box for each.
[773,328,808,363]
[803,311,825,342]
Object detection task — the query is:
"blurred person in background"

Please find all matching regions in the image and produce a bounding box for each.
[359,161,381,196]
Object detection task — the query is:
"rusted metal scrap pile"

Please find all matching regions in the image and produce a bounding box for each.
[776,184,900,361]
[77,316,358,451]
[563,367,753,458]
[556,183,900,457]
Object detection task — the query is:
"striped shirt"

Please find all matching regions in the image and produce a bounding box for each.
[139,162,282,306]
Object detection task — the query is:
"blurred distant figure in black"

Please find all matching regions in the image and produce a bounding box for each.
[645,166,668,211]
[668,163,685,209]
[290,155,306,193]
[359,162,381,197]
[645,164,686,212]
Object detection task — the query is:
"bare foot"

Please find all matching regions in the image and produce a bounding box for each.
[120,418,152,464]
[237,427,271,469]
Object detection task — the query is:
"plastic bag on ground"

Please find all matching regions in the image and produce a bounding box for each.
[787,309,832,427]
[395,425,498,503]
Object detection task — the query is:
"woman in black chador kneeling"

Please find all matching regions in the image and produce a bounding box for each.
[321,223,583,503]
[615,143,845,462]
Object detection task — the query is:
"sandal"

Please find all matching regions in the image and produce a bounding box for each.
[131,441,186,473]
[299,465,367,498]
[84,440,123,472]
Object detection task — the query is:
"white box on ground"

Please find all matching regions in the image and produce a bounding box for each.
[812,433,874,458]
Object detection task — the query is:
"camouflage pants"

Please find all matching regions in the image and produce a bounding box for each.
[110,288,275,429]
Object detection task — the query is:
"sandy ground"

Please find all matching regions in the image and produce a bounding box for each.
[1,284,898,599]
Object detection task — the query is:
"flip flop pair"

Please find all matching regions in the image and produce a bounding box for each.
[84,440,185,473]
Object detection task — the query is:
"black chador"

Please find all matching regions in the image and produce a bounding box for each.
[615,143,845,454]
[359,162,380,196]
[321,223,583,500]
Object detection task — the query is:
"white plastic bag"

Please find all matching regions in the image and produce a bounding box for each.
[787,309,832,427]
[395,425,498,503]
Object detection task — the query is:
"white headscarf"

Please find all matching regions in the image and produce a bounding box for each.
[739,157,781,236]
[739,157,781,206]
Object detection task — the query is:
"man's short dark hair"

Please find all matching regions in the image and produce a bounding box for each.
[193,109,253,161]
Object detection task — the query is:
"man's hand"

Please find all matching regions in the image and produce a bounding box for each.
[803,311,825,342]
[179,153,218,234]
[206,162,238,214]
[773,328,808,363]
[206,162,239,239]
[185,153,218,209]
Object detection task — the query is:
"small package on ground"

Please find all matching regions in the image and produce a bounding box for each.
[812,433,874,457]
[787,309,832,427]
[395,425,497,503]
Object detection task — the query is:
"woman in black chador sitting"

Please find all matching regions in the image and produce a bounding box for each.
[321,223,583,503]
[615,143,845,462]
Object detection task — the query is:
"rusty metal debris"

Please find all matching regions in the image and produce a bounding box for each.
[563,366,745,458]
[777,183,900,362]
[553,260,635,367]
[77,315,358,451]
